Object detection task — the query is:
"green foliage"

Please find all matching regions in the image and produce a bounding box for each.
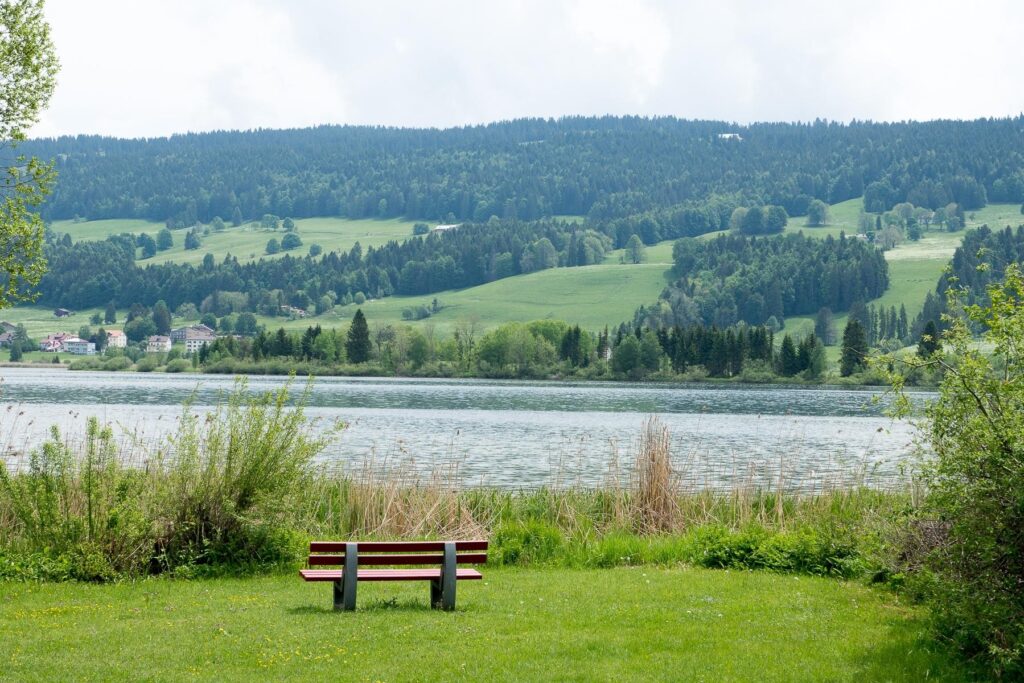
[345,308,371,363]
[650,232,887,329]
[624,234,645,263]
[890,264,1024,676]
[840,319,867,376]
[156,227,173,251]
[807,199,830,226]
[0,0,58,311]
[280,232,302,250]
[0,381,338,579]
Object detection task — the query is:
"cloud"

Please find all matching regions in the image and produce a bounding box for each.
[32,0,1024,138]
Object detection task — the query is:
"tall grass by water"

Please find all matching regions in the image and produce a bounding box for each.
[0,380,918,582]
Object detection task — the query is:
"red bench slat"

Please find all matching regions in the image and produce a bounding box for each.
[300,568,483,582]
[307,553,487,566]
[309,540,487,553]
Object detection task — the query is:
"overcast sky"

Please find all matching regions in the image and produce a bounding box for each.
[32,0,1024,139]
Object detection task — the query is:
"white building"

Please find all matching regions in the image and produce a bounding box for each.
[63,337,97,355]
[39,332,72,352]
[147,335,172,353]
[105,329,127,348]
[184,332,216,353]
[170,324,214,343]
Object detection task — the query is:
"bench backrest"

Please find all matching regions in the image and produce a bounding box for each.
[307,540,488,567]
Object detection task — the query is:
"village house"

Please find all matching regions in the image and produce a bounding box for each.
[105,329,127,348]
[0,331,13,348]
[170,324,214,343]
[39,332,73,353]
[53,308,72,318]
[431,223,461,233]
[63,337,97,355]
[183,330,216,353]
[0,321,16,334]
[146,335,172,353]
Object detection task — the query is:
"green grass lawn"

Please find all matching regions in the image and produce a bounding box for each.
[0,567,969,682]
[0,306,114,339]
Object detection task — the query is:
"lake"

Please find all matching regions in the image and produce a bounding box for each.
[0,367,932,491]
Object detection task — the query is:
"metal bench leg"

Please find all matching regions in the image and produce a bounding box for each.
[335,542,358,611]
[434,541,457,611]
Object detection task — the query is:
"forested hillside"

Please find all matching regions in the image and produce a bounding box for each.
[914,224,1024,336]
[24,117,1024,225]
[634,232,888,328]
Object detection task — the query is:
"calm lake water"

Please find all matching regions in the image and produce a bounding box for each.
[0,367,933,491]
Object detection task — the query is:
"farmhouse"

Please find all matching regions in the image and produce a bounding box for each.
[0,321,15,334]
[105,329,127,348]
[432,223,461,232]
[146,335,172,353]
[0,332,13,347]
[717,133,743,141]
[63,337,97,355]
[53,308,72,318]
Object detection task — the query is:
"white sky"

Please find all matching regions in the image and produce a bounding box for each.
[32,0,1024,139]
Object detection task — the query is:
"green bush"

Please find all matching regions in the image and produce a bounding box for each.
[164,358,191,373]
[890,264,1024,677]
[102,356,132,371]
[0,381,338,579]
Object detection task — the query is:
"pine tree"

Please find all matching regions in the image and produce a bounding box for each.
[778,334,800,376]
[840,319,868,376]
[346,309,371,363]
[104,300,117,324]
[231,206,243,227]
[152,300,171,335]
[917,320,941,358]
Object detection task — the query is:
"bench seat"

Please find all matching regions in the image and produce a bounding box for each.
[300,568,483,582]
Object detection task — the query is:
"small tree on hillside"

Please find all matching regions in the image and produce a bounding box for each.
[625,234,645,264]
[814,307,837,346]
[157,228,173,251]
[807,199,829,227]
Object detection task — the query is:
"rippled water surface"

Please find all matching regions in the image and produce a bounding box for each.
[0,368,933,490]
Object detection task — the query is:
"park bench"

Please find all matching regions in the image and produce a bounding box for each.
[299,540,488,611]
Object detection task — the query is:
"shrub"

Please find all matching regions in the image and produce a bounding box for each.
[164,358,191,373]
[890,263,1024,676]
[0,381,340,579]
[102,356,132,371]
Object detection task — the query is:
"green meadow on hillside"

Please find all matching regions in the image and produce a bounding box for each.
[25,201,1019,346]
[49,216,421,266]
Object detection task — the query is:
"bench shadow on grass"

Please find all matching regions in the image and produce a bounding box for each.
[854,617,981,682]
[288,597,438,616]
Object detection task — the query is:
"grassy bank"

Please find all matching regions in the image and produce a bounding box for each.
[0,568,972,682]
